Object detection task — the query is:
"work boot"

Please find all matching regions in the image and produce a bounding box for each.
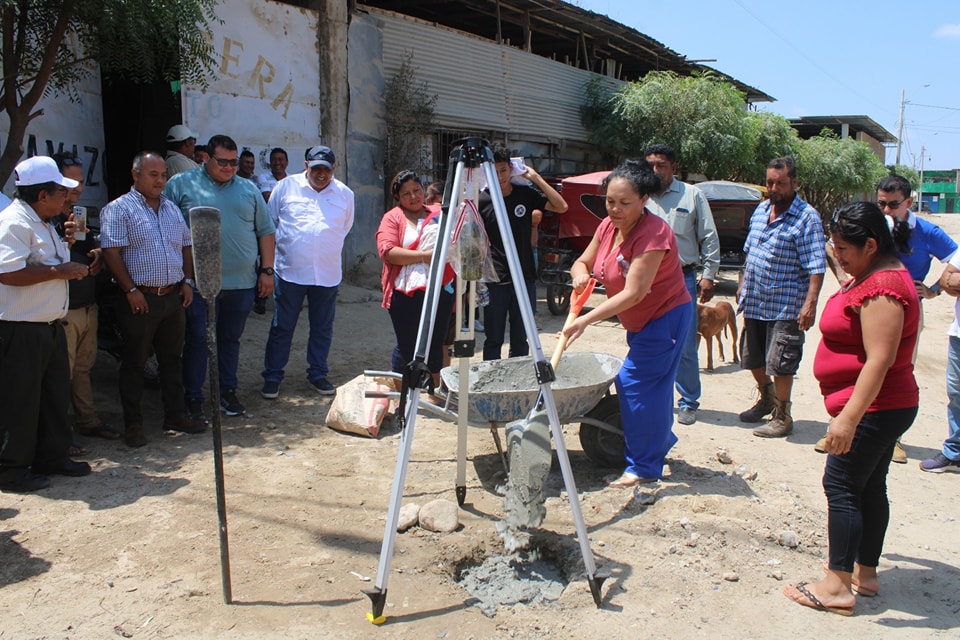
[739,382,776,423]
[754,399,793,438]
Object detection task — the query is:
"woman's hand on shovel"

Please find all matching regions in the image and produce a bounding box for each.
[561,316,588,348]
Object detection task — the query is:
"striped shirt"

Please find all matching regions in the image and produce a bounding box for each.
[0,199,70,321]
[100,188,192,287]
[738,194,826,321]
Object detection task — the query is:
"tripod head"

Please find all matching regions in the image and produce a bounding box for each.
[441,138,495,211]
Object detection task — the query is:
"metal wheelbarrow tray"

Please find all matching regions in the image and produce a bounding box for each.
[438,351,622,425]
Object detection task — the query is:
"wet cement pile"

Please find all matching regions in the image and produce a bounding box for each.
[458,549,567,617]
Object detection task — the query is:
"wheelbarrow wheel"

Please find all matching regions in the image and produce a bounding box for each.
[546,283,571,316]
[579,394,625,468]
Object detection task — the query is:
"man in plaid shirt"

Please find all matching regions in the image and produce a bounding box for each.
[737,156,826,438]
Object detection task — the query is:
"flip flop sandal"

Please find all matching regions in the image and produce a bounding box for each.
[607,472,657,488]
[785,582,854,616]
[79,424,121,440]
[852,583,878,597]
[68,441,89,457]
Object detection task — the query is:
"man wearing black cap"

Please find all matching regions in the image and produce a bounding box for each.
[0,156,92,492]
[165,124,200,178]
[260,145,354,399]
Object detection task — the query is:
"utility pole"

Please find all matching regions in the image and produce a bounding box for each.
[895,89,905,166]
[918,144,925,213]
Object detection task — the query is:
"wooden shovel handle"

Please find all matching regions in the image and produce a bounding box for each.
[550,278,596,370]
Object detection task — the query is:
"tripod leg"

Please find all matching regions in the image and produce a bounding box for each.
[364,392,422,624]
[454,279,469,506]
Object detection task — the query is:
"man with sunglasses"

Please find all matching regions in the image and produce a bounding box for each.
[0,156,92,492]
[164,135,276,420]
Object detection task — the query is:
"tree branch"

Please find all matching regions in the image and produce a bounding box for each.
[21,0,77,111]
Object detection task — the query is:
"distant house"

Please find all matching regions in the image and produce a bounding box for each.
[918,170,960,213]
[788,115,896,163]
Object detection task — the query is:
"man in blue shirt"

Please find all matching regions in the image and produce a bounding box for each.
[164,135,276,419]
[738,157,826,438]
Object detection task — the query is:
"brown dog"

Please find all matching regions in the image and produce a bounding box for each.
[696,301,738,371]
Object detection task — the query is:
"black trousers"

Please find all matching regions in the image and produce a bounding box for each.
[0,320,72,480]
[115,292,187,427]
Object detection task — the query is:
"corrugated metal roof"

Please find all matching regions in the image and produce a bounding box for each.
[378,8,617,141]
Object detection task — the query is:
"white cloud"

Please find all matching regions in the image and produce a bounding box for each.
[933,24,960,38]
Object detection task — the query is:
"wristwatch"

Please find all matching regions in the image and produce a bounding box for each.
[258,266,275,276]
[183,278,196,287]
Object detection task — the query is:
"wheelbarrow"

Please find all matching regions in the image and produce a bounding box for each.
[410,351,626,469]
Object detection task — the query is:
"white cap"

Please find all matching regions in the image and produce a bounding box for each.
[14,156,79,188]
[166,124,198,143]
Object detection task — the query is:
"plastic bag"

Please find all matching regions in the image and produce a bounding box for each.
[325,374,394,438]
[450,200,499,283]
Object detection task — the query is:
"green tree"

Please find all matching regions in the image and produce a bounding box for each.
[734,111,800,184]
[581,71,753,180]
[796,130,888,220]
[383,52,437,199]
[0,0,219,185]
[886,164,920,191]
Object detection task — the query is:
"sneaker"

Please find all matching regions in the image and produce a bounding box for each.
[677,407,696,425]
[892,441,908,464]
[261,380,280,399]
[186,397,209,424]
[919,453,960,473]
[220,389,246,416]
[308,378,336,395]
[0,471,50,493]
[164,415,207,435]
[124,423,147,448]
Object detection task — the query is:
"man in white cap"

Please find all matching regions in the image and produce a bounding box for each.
[165,124,199,178]
[0,156,92,492]
[260,145,354,399]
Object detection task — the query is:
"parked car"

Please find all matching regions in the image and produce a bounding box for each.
[696,180,765,271]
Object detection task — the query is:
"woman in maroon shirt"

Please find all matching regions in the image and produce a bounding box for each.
[563,159,691,487]
[785,201,919,615]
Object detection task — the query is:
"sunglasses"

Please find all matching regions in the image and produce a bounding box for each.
[877,199,905,210]
[212,157,239,167]
[57,156,82,167]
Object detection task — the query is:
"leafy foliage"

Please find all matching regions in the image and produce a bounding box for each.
[796,129,888,220]
[582,71,754,180]
[734,111,800,184]
[0,0,219,184]
[887,164,919,191]
[383,52,437,192]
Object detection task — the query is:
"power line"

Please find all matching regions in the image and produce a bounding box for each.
[909,102,960,113]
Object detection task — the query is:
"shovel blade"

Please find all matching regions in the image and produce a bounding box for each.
[189,207,222,300]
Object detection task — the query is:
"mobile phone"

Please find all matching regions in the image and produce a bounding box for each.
[73,205,87,241]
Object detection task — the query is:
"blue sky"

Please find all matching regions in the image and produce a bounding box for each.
[573,0,960,170]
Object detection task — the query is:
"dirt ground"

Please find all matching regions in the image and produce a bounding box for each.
[3,215,960,639]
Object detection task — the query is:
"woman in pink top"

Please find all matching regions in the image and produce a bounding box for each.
[376,170,454,384]
[563,159,691,487]
[785,201,919,616]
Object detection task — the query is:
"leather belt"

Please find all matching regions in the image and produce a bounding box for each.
[138,284,179,296]
[681,264,697,275]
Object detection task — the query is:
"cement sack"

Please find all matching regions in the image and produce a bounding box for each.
[325,374,393,438]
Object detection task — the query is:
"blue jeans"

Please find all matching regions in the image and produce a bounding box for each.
[674,271,701,410]
[262,277,337,383]
[823,406,917,572]
[616,303,691,479]
[483,281,531,360]
[183,287,255,400]
[945,335,960,460]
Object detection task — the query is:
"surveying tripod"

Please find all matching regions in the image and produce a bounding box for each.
[363,138,605,624]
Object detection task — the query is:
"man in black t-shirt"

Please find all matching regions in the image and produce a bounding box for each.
[478,146,567,360]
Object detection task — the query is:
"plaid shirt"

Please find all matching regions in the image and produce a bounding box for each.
[100,188,192,287]
[738,194,826,321]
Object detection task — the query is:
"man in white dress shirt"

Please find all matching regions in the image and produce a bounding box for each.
[260,145,355,398]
